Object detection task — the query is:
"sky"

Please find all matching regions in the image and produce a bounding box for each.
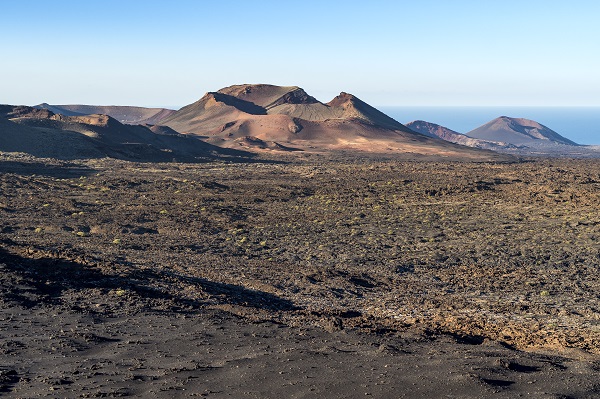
[1,0,599,108]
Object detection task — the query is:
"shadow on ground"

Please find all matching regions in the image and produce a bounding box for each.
[0,161,97,178]
[0,245,297,313]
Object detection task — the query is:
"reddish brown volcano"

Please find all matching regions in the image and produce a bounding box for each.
[159,84,501,158]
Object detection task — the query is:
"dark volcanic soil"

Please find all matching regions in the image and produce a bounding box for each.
[2,153,600,397]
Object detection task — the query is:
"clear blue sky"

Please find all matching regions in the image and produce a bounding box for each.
[1,0,599,108]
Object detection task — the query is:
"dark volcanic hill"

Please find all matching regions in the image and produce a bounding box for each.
[0,111,107,159]
[34,103,176,125]
[406,120,518,151]
[0,105,249,161]
[0,104,54,119]
[159,84,501,158]
[467,116,578,146]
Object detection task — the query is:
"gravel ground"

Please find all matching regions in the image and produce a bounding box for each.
[2,153,600,397]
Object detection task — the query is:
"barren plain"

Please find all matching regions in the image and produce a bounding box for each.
[2,153,600,397]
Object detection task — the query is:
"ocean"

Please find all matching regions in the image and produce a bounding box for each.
[378,107,600,146]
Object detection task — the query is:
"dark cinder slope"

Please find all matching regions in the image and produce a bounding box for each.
[467,116,578,146]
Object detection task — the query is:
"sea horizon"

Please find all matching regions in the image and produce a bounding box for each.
[378,106,600,146]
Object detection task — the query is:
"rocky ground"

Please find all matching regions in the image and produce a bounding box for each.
[2,152,600,397]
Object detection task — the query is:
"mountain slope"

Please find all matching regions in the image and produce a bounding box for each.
[159,92,268,134]
[34,104,176,125]
[1,105,250,161]
[0,105,54,119]
[0,112,108,159]
[467,116,578,146]
[406,120,517,150]
[216,84,317,109]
